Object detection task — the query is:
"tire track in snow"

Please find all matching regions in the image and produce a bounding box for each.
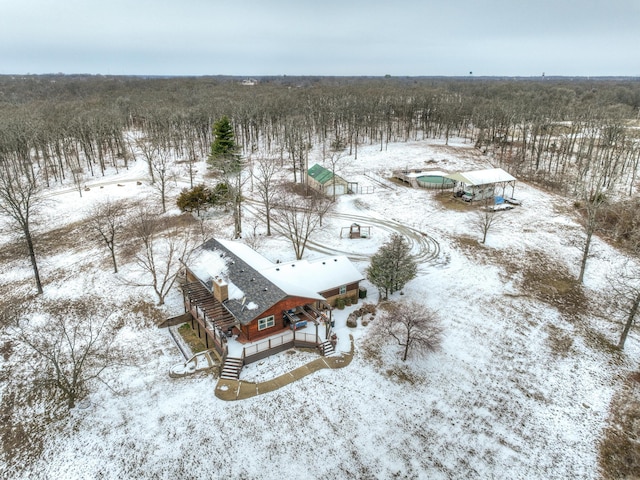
[244,198,443,269]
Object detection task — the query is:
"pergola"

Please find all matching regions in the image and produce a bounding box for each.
[445,168,517,198]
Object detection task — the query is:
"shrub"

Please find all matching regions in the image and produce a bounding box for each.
[336,298,346,310]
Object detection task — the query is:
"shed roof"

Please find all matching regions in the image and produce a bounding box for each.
[308,163,346,185]
[445,168,516,186]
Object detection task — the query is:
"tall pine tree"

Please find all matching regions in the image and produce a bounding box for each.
[208,116,242,174]
[208,115,244,237]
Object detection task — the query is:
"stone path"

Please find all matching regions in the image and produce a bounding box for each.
[214,335,354,401]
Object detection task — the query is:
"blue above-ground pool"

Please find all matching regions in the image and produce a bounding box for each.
[416,174,456,189]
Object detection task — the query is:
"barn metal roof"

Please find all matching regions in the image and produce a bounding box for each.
[308,163,345,185]
[445,168,516,186]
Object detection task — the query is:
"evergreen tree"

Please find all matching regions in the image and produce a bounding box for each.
[208,115,244,238]
[176,183,231,215]
[208,115,241,174]
[367,234,417,300]
[176,184,210,215]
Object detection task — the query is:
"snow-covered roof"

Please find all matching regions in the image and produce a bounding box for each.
[188,239,362,322]
[261,256,364,296]
[204,240,362,298]
[216,238,275,271]
[188,248,228,283]
[445,168,516,186]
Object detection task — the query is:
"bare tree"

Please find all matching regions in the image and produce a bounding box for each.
[242,215,265,251]
[473,197,502,244]
[71,166,85,198]
[272,192,332,260]
[253,156,280,236]
[87,198,127,273]
[149,148,177,214]
[184,140,199,188]
[229,168,250,239]
[577,191,605,283]
[373,301,443,362]
[0,166,44,294]
[132,135,159,184]
[324,150,348,202]
[7,302,121,409]
[609,263,640,349]
[127,207,194,305]
[576,123,623,283]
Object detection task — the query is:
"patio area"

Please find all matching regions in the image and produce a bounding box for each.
[226,312,335,365]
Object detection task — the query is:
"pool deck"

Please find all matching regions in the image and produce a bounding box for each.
[393,169,453,188]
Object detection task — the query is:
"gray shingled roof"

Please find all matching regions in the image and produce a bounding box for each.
[197,239,289,325]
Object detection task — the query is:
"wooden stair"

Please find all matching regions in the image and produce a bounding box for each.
[320,340,335,356]
[220,357,243,380]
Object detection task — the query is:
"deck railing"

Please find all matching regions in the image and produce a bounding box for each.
[243,331,295,357]
[188,303,228,359]
[242,329,322,364]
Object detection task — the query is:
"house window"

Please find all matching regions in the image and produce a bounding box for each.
[258,315,275,331]
[339,285,347,295]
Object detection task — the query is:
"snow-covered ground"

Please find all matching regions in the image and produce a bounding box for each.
[1,138,637,479]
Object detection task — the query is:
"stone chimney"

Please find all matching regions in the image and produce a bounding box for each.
[212,277,229,303]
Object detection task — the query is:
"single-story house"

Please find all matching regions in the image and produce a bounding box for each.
[445,167,517,202]
[307,163,350,196]
[182,238,363,363]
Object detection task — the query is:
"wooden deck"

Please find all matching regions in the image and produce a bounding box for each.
[183,282,237,331]
[182,281,237,359]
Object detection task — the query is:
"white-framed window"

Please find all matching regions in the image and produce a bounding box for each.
[258,315,275,331]
[339,285,347,295]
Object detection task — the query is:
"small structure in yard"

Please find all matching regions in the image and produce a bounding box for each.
[340,223,372,239]
[446,167,517,203]
[307,163,352,197]
[180,238,363,367]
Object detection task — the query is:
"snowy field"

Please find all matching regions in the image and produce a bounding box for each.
[1,137,637,479]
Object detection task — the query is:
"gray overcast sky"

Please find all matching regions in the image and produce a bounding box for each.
[1,0,638,77]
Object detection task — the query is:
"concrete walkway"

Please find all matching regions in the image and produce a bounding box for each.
[215,335,354,401]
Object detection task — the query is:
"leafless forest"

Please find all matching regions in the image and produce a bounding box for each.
[1,74,640,478]
[0,75,638,190]
[2,75,639,260]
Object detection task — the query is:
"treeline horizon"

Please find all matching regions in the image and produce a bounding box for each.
[1,73,639,197]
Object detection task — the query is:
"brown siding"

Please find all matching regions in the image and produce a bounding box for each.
[186,269,198,284]
[320,281,360,306]
[241,296,319,341]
